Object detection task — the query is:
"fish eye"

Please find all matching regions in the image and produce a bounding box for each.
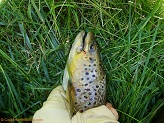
[76,46,83,53]
[89,44,96,52]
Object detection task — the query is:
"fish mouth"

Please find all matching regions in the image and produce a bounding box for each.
[72,31,94,53]
[81,31,94,51]
[82,31,87,50]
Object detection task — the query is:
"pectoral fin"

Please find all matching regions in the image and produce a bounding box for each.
[62,65,75,117]
[66,79,76,118]
[62,65,69,91]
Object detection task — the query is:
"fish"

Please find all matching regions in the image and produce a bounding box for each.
[62,31,106,116]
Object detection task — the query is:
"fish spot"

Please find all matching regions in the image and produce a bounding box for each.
[91,70,93,72]
[85,68,87,70]
[85,88,90,91]
[90,98,93,101]
[85,83,88,86]
[81,78,84,81]
[95,93,97,95]
[87,78,89,80]
[89,57,94,63]
[84,105,87,108]
[88,92,92,95]
[92,74,95,77]
[94,64,96,66]
[89,65,91,67]
[79,110,83,113]
[95,69,97,72]
[88,102,91,105]
[96,85,99,88]
[85,72,89,75]
[76,89,81,92]
[89,81,93,83]
[84,96,88,99]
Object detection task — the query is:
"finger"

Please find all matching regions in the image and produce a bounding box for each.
[106,102,119,120]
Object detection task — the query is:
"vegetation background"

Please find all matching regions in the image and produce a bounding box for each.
[0,0,164,123]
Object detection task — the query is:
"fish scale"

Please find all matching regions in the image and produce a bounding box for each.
[62,31,106,116]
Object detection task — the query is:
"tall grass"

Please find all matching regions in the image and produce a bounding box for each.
[0,0,164,122]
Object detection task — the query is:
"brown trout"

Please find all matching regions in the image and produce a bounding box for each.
[63,31,106,116]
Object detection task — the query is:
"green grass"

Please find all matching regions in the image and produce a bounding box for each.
[0,0,164,123]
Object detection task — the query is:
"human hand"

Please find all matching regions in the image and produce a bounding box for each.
[33,86,119,123]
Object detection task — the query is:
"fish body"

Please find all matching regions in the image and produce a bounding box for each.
[63,31,106,115]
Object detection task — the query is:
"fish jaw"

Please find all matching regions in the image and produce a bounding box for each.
[67,30,85,64]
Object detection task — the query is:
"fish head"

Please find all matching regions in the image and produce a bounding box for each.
[67,31,99,65]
